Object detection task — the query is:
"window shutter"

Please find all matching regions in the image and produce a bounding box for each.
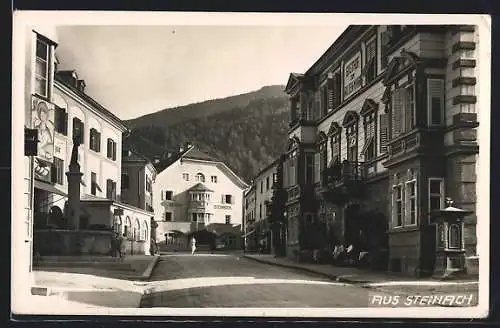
[221,194,225,203]
[50,164,57,183]
[113,142,117,161]
[97,132,101,152]
[327,78,334,110]
[314,152,321,183]
[380,114,389,153]
[63,112,68,135]
[427,79,445,126]
[391,88,405,137]
[107,139,111,158]
[404,86,414,131]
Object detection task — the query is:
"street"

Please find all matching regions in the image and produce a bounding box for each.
[140,252,383,308]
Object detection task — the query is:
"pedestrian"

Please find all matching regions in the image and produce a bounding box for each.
[116,232,124,260]
[191,237,197,255]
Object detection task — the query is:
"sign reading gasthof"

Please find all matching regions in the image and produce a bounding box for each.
[343,52,362,99]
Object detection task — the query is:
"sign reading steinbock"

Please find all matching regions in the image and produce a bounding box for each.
[343,52,362,99]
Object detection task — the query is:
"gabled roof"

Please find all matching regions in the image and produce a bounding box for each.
[284,72,305,94]
[156,145,249,189]
[187,182,214,192]
[54,73,129,132]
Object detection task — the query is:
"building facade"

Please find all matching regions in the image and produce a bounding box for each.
[252,159,279,253]
[153,145,249,251]
[283,25,479,276]
[243,185,256,251]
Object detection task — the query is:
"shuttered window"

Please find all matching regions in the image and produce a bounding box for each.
[379,113,389,153]
[427,78,445,126]
[331,134,341,163]
[89,128,101,152]
[321,86,328,115]
[55,106,68,135]
[391,88,405,138]
[327,78,335,110]
[405,84,415,131]
[346,125,358,162]
[362,114,376,161]
[365,38,377,83]
[72,118,84,143]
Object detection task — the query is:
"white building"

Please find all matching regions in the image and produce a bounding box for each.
[152,145,249,250]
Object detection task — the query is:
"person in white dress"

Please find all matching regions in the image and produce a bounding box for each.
[191,237,197,255]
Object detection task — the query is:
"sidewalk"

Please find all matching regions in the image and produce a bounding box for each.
[26,255,160,310]
[243,254,479,294]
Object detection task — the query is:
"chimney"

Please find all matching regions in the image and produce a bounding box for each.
[77,80,86,92]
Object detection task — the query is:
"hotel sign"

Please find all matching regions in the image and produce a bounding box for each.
[343,52,362,99]
[214,205,232,210]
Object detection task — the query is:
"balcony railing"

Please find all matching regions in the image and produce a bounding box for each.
[387,129,444,159]
[322,160,365,188]
[189,200,210,208]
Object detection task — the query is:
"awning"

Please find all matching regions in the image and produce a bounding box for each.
[34,180,67,197]
[242,230,255,238]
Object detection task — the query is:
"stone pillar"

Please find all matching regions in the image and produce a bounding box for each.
[66,139,83,230]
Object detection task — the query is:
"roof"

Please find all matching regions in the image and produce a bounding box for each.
[155,145,249,189]
[255,157,280,178]
[187,182,214,192]
[55,72,129,132]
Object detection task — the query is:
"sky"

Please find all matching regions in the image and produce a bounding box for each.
[55,25,346,120]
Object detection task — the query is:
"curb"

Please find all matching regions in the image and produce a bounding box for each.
[128,255,160,281]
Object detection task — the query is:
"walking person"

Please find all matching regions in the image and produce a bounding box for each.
[191,237,197,255]
[116,232,124,260]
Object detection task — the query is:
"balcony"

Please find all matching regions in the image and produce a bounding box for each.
[189,200,210,209]
[320,160,366,204]
[384,128,444,167]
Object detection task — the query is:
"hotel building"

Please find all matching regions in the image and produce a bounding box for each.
[282,25,480,276]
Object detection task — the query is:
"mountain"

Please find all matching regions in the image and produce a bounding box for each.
[125,85,288,128]
[124,85,290,184]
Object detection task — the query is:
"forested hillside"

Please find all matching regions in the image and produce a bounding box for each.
[125,86,290,183]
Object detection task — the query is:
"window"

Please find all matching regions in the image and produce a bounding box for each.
[91,172,97,195]
[35,37,50,97]
[346,125,358,162]
[364,37,377,84]
[192,213,197,222]
[72,118,84,144]
[448,223,462,249]
[260,180,264,193]
[266,177,270,190]
[107,138,117,160]
[182,173,189,181]
[392,185,403,227]
[305,153,314,185]
[288,150,298,186]
[437,223,446,249]
[330,133,341,164]
[405,180,417,225]
[51,157,64,185]
[428,178,445,217]
[391,84,416,138]
[211,175,217,183]
[225,215,231,225]
[164,212,172,222]
[224,194,233,204]
[106,179,117,200]
[121,173,129,189]
[427,78,445,126]
[54,106,68,135]
[321,85,328,115]
[379,113,389,153]
[164,190,173,201]
[195,173,205,183]
[362,113,377,161]
[89,128,101,152]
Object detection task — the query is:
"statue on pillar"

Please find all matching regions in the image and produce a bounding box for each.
[66,136,83,232]
[70,137,81,167]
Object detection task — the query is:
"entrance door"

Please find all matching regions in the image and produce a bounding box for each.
[344,204,361,247]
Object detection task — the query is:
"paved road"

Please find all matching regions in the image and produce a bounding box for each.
[140,252,383,308]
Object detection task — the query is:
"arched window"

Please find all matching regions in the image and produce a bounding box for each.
[195,173,205,183]
[134,218,140,241]
[142,220,148,241]
[124,216,131,238]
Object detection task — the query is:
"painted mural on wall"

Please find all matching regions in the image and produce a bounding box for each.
[34,157,52,183]
[31,96,55,163]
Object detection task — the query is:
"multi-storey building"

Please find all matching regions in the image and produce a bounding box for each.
[121,147,157,213]
[152,144,249,251]
[243,184,256,251]
[283,25,480,276]
[19,27,154,257]
[252,159,279,253]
